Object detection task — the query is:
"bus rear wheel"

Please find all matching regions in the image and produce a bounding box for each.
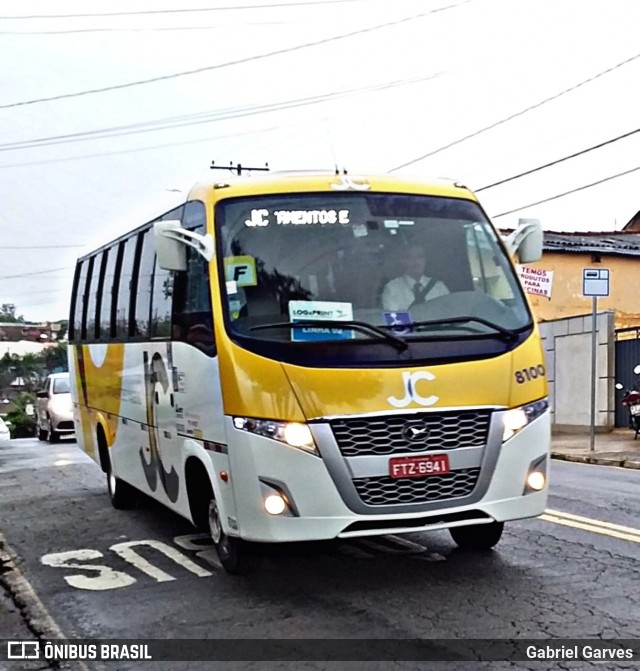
[449,521,504,550]
[106,461,138,510]
[208,498,260,575]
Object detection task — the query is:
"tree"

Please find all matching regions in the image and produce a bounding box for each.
[54,320,69,342]
[12,353,44,392]
[41,343,68,374]
[0,304,25,323]
[6,392,36,438]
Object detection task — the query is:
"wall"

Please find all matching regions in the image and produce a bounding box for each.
[523,252,640,329]
[539,312,615,431]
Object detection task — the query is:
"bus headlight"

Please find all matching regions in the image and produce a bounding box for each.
[233,417,317,455]
[502,398,549,442]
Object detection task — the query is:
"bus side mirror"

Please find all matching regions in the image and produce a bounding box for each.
[502,218,543,263]
[154,220,214,271]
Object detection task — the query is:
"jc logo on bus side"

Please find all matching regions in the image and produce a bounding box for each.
[387,371,439,408]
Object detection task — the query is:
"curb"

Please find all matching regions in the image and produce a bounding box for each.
[551,452,640,469]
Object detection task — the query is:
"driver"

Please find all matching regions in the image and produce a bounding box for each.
[381,245,448,312]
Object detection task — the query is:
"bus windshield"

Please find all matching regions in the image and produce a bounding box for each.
[216,192,531,350]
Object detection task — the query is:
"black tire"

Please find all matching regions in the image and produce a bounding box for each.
[449,521,504,550]
[106,460,138,510]
[37,425,47,441]
[208,498,261,575]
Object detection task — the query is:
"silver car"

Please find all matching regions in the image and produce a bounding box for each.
[36,373,74,443]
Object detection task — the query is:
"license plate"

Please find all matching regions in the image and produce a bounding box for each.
[389,454,450,479]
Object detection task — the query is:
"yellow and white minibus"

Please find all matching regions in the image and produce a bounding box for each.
[68,171,549,573]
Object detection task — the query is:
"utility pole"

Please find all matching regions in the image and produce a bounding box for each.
[210,161,269,176]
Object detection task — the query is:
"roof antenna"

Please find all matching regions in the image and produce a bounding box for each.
[322,116,343,176]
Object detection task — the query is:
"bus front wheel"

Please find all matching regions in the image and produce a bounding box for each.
[208,498,260,575]
[449,521,504,550]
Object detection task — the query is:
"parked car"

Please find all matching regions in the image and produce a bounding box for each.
[0,416,10,442]
[36,372,74,443]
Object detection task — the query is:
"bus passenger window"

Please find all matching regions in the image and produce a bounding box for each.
[134,229,155,337]
[150,261,173,338]
[70,260,88,342]
[99,246,118,340]
[115,237,137,338]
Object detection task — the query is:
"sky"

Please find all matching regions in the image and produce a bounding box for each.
[1,0,639,323]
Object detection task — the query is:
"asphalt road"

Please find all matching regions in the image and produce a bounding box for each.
[0,438,639,671]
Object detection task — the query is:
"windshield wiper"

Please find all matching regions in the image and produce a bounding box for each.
[407,316,519,342]
[249,319,408,352]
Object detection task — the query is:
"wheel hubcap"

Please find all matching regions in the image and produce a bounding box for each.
[208,499,222,544]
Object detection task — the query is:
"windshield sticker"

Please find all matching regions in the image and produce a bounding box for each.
[226,280,238,294]
[224,256,257,287]
[274,209,350,226]
[245,209,269,227]
[289,300,354,342]
[353,223,368,238]
[383,311,414,335]
[289,300,353,322]
[244,208,350,227]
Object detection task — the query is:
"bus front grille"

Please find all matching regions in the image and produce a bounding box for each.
[330,410,491,457]
[352,468,480,506]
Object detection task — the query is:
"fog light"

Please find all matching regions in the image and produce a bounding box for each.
[264,493,287,515]
[527,471,546,491]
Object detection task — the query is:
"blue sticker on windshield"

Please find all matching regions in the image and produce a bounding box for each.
[291,325,354,342]
[383,311,413,334]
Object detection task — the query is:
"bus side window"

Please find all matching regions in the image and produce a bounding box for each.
[150,260,173,338]
[134,229,155,338]
[70,260,88,342]
[80,256,95,342]
[99,244,120,341]
[115,237,137,339]
[87,250,107,341]
[172,201,215,356]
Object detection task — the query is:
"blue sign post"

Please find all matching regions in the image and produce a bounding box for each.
[582,268,610,452]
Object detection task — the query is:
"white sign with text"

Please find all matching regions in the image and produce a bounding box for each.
[517,265,554,298]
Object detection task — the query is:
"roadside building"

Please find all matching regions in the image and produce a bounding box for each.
[509,230,640,330]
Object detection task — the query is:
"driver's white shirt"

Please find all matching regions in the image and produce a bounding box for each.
[381,274,449,312]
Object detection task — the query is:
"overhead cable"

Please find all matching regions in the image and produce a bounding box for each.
[491,165,640,219]
[0,72,443,152]
[0,0,373,20]
[0,1,471,110]
[389,51,640,172]
[476,126,640,192]
[0,266,72,280]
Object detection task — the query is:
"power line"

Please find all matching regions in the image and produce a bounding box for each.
[0,0,373,20]
[0,266,72,280]
[0,21,303,35]
[0,71,444,152]
[389,51,640,172]
[0,244,87,249]
[491,165,640,219]
[0,1,471,110]
[476,126,640,192]
[0,123,288,169]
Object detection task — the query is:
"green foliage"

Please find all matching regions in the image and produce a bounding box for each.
[41,343,68,374]
[0,303,25,323]
[6,392,36,438]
